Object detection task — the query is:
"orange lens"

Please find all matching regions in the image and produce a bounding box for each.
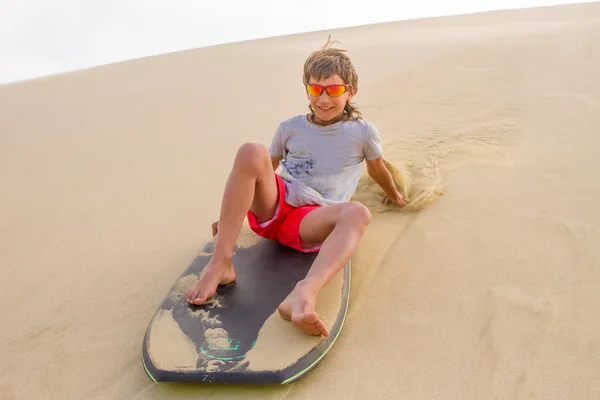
[306,84,323,97]
[326,85,347,97]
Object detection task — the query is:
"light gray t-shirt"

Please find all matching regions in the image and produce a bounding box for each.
[269,115,384,207]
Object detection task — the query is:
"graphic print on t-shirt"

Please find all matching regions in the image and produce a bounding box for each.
[286,145,315,177]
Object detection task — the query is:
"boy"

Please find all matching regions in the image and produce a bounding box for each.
[186,37,406,337]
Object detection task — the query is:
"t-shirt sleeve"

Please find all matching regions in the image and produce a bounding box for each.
[363,123,384,160]
[268,123,286,158]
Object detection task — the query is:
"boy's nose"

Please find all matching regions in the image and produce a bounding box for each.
[316,93,332,105]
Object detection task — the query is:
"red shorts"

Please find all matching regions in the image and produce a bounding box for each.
[247,174,321,253]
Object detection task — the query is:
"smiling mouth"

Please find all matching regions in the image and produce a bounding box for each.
[317,106,333,111]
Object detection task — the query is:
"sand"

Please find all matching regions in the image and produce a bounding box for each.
[1,2,600,399]
[146,309,198,372]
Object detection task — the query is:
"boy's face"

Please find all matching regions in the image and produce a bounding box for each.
[307,74,355,125]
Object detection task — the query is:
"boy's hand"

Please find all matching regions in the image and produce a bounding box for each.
[212,220,219,236]
[366,157,408,208]
[382,191,407,207]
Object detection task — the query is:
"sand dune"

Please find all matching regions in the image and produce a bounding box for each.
[1,2,600,399]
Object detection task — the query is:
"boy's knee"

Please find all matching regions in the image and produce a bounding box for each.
[341,201,371,227]
[235,142,269,172]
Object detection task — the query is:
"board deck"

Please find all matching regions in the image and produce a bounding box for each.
[142,237,350,384]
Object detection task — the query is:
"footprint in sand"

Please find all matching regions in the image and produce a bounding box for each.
[478,285,551,399]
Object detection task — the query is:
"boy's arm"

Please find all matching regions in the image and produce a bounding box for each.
[271,156,283,172]
[365,157,406,207]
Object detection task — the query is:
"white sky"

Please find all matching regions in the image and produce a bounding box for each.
[0,0,595,84]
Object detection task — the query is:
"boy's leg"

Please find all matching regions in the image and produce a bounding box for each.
[186,143,279,305]
[278,201,371,336]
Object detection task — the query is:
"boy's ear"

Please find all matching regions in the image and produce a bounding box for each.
[349,85,358,99]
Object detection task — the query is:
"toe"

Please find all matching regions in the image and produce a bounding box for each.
[297,313,328,336]
[302,312,319,325]
[185,288,194,303]
[292,313,322,336]
[191,294,206,305]
[192,289,213,305]
[315,319,329,337]
[187,287,202,304]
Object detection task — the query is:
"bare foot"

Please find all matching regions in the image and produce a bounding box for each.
[278,281,328,337]
[185,260,235,305]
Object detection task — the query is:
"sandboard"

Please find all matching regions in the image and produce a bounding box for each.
[141,237,350,384]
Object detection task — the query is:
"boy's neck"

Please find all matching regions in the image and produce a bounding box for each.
[308,112,345,127]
